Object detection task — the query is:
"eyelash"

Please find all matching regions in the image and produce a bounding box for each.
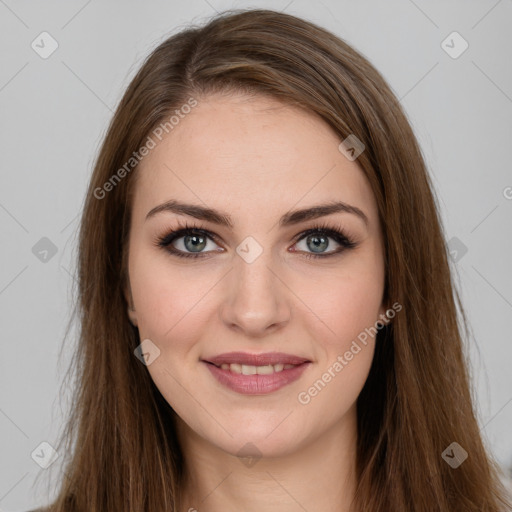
[153,220,358,260]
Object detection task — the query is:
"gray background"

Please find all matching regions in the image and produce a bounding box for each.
[1,0,511,510]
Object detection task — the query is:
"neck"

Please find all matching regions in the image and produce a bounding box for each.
[175,405,359,512]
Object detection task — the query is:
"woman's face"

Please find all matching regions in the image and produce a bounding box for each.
[125,92,387,458]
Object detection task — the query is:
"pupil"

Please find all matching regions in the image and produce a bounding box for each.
[308,234,328,253]
[185,234,206,252]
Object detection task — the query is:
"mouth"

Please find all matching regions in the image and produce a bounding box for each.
[206,361,300,375]
[201,352,312,395]
[203,351,311,367]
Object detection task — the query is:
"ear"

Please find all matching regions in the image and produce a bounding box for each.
[124,279,138,327]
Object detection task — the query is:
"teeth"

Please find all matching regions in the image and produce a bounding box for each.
[242,364,256,375]
[218,363,298,374]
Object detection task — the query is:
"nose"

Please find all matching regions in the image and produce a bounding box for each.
[219,250,291,338]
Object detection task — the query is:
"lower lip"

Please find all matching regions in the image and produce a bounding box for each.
[203,362,311,395]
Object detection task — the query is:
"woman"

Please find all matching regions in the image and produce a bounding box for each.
[34,8,512,512]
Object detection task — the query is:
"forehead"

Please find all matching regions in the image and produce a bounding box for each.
[132,93,378,230]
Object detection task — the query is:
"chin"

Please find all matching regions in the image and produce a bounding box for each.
[218,432,306,461]
[195,415,310,460]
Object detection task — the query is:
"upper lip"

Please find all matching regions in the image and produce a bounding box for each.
[203,352,311,367]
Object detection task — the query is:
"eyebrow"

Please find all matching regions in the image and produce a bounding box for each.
[145,199,369,228]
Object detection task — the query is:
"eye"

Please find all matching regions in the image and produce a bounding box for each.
[291,222,357,259]
[154,222,223,259]
[294,232,341,256]
[153,220,358,259]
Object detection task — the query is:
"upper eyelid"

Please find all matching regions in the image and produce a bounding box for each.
[164,224,350,248]
[173,224,342,237]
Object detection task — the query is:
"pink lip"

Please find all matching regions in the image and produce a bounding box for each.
[202,352,311,395]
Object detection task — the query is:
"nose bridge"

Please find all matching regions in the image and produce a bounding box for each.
[220,244,291,335]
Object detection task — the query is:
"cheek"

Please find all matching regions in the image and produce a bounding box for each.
[129,249,216,344]
[129,256,213,418]
[327,281,382,343]
[296,341,374,437]
[295,274,381,420]
[299,260,384,346]
[293,256,383,400]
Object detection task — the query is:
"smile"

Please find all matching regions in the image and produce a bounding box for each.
[215,362,298,374]
[202,352,311,395]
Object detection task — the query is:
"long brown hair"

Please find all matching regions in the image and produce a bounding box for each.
[37,8,511,511]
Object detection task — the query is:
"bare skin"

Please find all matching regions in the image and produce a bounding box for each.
[125,91,388,512]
